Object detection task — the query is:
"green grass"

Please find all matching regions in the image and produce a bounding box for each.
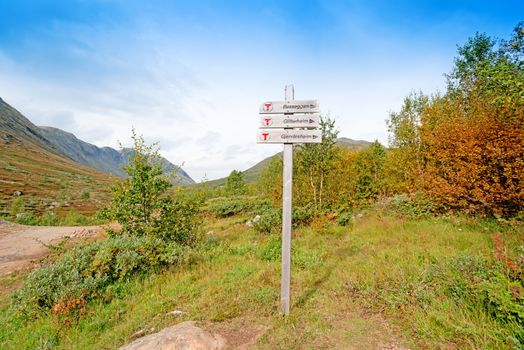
[0,213,521,349]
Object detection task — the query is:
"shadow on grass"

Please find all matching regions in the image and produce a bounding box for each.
[293,266,333,309]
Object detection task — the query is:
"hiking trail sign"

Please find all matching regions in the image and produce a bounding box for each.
[259,100,319,114]
[257,85,321,315]
[256,129,322,143]
[259,114,320,129]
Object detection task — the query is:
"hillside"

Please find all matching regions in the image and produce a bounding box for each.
[0,99,114,216]
[0,97,59,154]
[39,127,194,186]
[202,137,373,188]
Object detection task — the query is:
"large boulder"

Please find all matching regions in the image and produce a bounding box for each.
[119,321,226,350]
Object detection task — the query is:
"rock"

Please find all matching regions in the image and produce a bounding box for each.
[252,215,261,223]
[168,310,185,316]
[13,190,23,196]
[206,231,214,236]
[245,220,253,227]
[130,329,146,340]
[119,321,226,350]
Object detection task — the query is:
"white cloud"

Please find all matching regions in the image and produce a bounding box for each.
[0,5,454,182]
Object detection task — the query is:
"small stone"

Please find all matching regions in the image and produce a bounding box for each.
[168,310,185,316]
[13,190,23,196]
[246,220,253,227]
[130,329,146,339]
[252,215,261,223]
[206,231,214,236]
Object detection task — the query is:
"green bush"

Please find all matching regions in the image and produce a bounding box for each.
[292,205,314,227]
[61,210,90,226]
[207,197,252,217]
[80,191,90,200]
[260,235,281,261]
[336,211,353,226]
[15,213,37,225]
[38,211,58,226]
[253,207,281,234]
[9,197,24,216]
[250,204,313,234]
[99,131,200,244]
[444,255,523,345]
[12,236,188,317]
[148,198,200,245]
[206,197,273,218]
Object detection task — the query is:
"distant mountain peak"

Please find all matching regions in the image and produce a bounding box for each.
[1,98,194,186]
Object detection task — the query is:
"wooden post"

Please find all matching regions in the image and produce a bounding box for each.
[281,84,294,315]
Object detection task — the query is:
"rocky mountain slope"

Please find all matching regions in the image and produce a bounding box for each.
[39,127,194,185]
[0,98,113,215]
[0,97,194,215]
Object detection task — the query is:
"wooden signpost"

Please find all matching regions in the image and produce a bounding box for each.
[257,85,321,315]
[259,114,320,128]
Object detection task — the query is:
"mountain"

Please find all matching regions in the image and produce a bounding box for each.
[201,137,373,188]
[0,97,60,153]
[336,137,373,151]
[39,127,194,186]
[0,97,194,215]
[0,97,113,215]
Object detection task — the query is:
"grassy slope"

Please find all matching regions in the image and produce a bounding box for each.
[1,212,520,349]
[0,141,114,217]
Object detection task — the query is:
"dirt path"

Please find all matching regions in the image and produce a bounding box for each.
[0,221,102,276]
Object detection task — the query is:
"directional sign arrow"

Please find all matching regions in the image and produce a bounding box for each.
[259,100,319,114]
[256,129,322,144]
[259,114,320,128]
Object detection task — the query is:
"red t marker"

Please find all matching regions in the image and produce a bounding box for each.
[264,118,271,126]
[262,133,269,141]
[264,103,272,111]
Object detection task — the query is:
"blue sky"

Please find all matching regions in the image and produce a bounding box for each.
[0,1,522,181]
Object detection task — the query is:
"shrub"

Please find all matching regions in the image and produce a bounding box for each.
[336,211,353,226]
[99,131,200,244]
[207,197,252,217]
[206,197,273,218]
[429,254,524,347]
[292,205,314,227]
[15,213,37,225]
[253,207,281,234]
[80,191,90,200]
[225,170,247,196]
[260,235,281,261]
[12,236,188,317]
[149,198,200,245]
[9,197,24,216]
[38,211,58,226]
[61,210,90,226]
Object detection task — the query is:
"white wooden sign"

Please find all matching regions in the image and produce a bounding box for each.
[259,114,320,128]
[256,129,322,144]
[256,85,321,316]
[259,100,319,114]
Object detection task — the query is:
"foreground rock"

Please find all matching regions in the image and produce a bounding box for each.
[120,322,226,350]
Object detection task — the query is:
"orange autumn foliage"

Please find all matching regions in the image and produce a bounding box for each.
[420,93,524,217]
